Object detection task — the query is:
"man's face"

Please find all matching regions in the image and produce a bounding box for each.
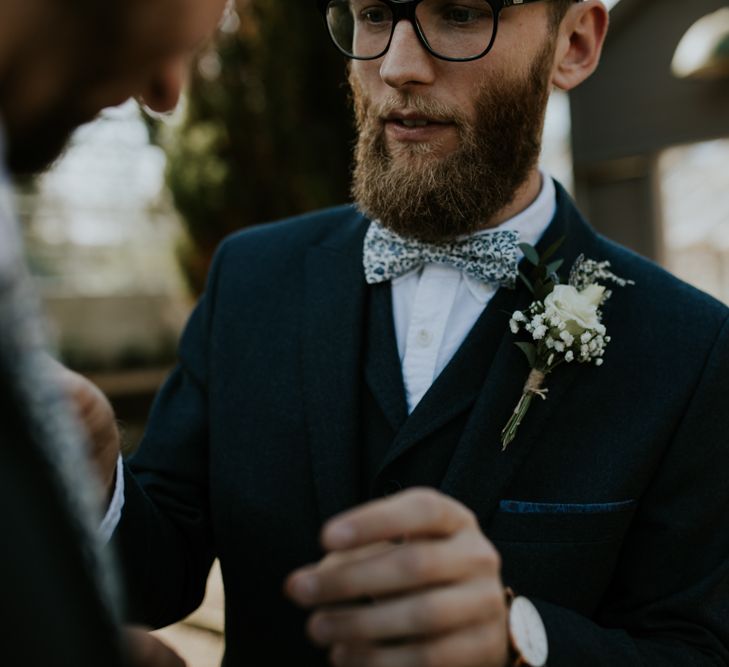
[349,3,558,242]
[2,0,228,176]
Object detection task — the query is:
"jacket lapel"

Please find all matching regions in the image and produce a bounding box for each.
[364,283,408,431]
[302,210,370,523]
[376,281,525,473]
[442,185,605,524]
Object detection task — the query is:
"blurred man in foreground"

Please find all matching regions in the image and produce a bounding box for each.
[93,0,729,665]
[0,0,228,664]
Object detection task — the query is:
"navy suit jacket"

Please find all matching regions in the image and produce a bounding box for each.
[117,184,729,665]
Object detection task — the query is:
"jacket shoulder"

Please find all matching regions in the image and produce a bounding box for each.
[218,204,366,260]
[555,182,728,326]
[592,233,728,326]
[194,204,368,312]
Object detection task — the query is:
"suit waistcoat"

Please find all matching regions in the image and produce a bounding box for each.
[359,281,504,502]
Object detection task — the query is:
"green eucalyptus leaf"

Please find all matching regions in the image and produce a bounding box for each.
[540,236,566,263]
[515,342,538,368]
[519,243,540,266]
[519,271,535,294]
[546,259,564,275]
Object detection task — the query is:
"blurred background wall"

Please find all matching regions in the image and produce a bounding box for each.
[12,0,729,664]
[571,0,729,299]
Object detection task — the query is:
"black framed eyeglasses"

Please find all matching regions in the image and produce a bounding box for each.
[317,0,580,62]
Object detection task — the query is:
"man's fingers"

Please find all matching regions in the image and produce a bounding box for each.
[44,356,120,495]
[322,488,477,551]
[288,529,499,606]
[124,627,187,667]
[307,577,505,645]
[327,622,508,667]
[286,541,402,600]
[319,542,403,571]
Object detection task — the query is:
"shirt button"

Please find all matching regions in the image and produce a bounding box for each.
[416,328,433,347]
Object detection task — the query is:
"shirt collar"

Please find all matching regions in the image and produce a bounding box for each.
[483,170,556,249]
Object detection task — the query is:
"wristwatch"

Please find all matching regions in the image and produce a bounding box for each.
[505,588,548,667]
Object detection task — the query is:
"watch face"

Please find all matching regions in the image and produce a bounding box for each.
[509,596,548,667]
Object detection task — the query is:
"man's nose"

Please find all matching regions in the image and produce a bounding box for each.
[140,58,187,113]
[380,20,436,89]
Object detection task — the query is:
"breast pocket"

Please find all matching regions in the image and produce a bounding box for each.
[486,500,637,615]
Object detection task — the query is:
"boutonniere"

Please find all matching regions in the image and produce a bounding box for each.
[500,240,634,450]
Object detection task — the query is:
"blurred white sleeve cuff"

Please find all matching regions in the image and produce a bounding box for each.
[98,454,124,543]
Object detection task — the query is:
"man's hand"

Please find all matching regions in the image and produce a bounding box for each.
[49,358,120,501]
[285,488,509,667]
[125,626,186,667]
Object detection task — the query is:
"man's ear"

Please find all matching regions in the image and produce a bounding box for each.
[551,0,609,92]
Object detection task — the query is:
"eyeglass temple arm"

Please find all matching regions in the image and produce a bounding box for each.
[502,0,583,5]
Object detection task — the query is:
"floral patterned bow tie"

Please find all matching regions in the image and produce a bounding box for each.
[363,221,520,287]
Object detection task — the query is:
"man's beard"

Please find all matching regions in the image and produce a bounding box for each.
[351,40,556,243]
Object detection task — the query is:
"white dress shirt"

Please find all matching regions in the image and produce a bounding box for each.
[392,173,556,412]
[102,172,557,534]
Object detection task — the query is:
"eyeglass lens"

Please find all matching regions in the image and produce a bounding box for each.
[326,0,496,60]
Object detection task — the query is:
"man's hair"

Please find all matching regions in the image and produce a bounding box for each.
[548,0,576,29]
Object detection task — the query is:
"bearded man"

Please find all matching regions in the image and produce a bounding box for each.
[96,1,729,665]
[0,0,228,664]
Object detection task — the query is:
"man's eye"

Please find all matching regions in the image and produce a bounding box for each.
[443,6,483,23]
[360,6,390,24]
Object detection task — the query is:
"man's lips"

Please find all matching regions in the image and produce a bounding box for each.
[383,111,453,128]
[382,112,456,142]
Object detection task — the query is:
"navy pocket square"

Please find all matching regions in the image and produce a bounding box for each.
[498,499,637,514]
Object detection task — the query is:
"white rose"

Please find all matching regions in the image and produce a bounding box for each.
[543,284,605,335]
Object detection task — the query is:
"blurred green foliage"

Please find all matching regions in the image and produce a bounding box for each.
[154,0,355,293]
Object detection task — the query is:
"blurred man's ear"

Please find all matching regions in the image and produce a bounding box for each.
[551,0,609,92]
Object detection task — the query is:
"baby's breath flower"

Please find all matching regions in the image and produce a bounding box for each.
[503,252,632,450]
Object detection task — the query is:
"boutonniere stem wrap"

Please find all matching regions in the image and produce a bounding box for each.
[500,242,634,451]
